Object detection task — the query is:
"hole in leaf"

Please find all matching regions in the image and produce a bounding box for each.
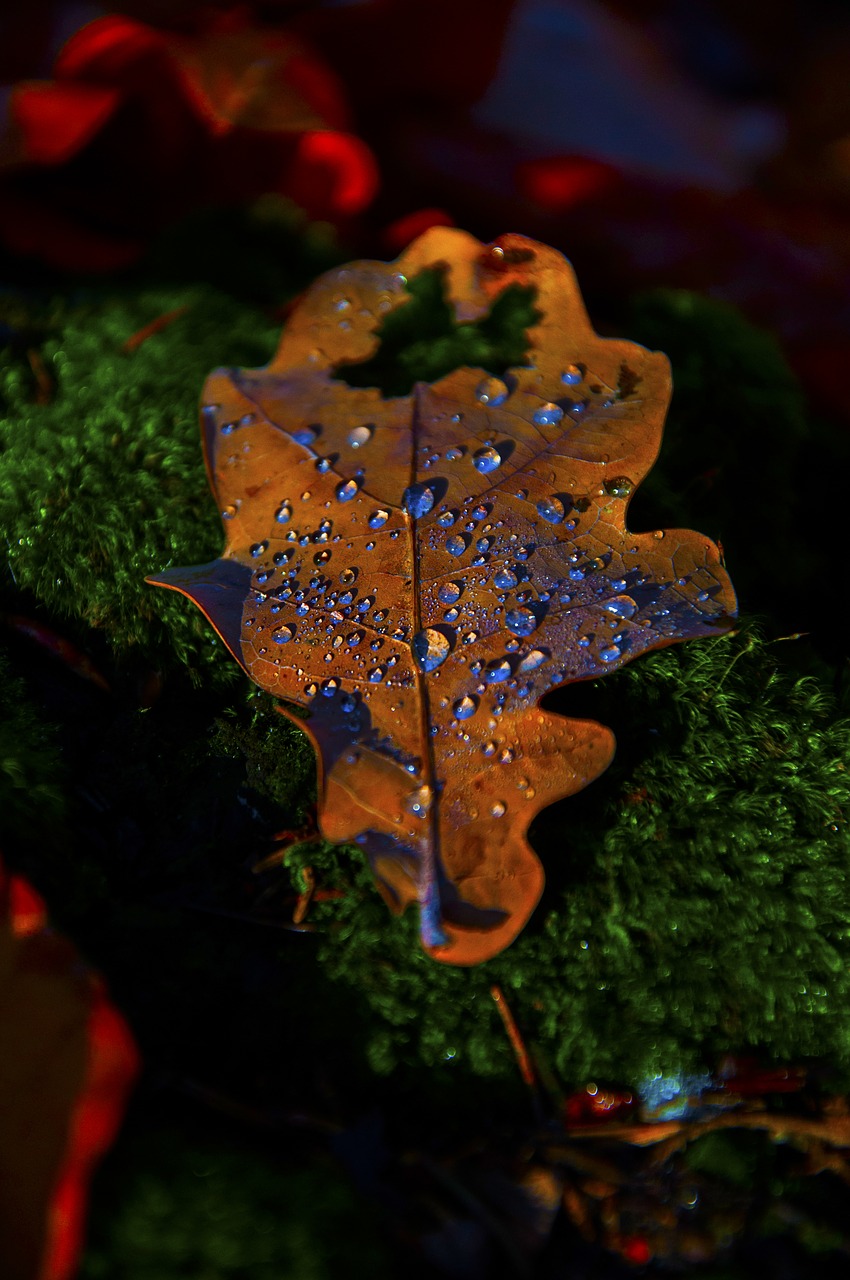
[333,267,539,398]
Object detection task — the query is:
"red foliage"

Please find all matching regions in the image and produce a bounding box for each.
[0,10,378,270]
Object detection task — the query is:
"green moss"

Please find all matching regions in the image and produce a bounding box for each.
[0,647,65,841]
[81,1115,393,1280]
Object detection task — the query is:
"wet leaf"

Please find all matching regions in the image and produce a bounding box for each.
[0,860,138,1280]
[147,228,736,965]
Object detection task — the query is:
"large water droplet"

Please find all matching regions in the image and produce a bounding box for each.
[561,365,582,386]
[453,695,478,720]
[536,495,565,524]
[517,649,546,673]
[445,535,466,557]
[603,594,638,619]
[346,631,363,646]
[368,666,384,682]
[348,425,372,449]
[484,659,512,684]
[336,478,359,502]
[403,484,435,518]
[274,502,292,524]
[533,402,564,426]
[250,541,269,558]
[494,567,519,590]
[505,607,538,636]
[437,510,456,528]
[369,509,389,529]
[412,628,451,672]
[603,476,633,498]
[473,445,502,474]
[599,644,621,662]
[272,625,294,644]
[475,376,509,406]
[438,581,462,604]
[340,568,356,585]
[321,678,339,696]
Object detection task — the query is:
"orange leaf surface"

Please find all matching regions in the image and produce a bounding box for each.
[147,229,736,965]
[0,861,138,1280]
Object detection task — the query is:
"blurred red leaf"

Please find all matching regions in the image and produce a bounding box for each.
[0,10,378,270]
[148,227,735,964]
[0,859,138,1280]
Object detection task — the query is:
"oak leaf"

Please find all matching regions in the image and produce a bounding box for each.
[0,860,138,1280]
[147,228,736,965]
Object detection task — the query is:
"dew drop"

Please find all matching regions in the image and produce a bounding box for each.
[462,631,477,645]
[603,594,638,620]
[599,644,621,662]
[517,649,546,673]
[348,425,372,449]
[368,666,385,683]
[314,549,331,565]
[250,541,269,558]
[304,682,318,697]
[475,376,509,406]
[438,581,462,604]
[336,478,359,502]
[403,483,435,518]
[499,747,515,764]
[316,456,332,474]
[368,509,390,529]
[603,476,633,498]
[445,446,463,461]
[484,659,512,684]
[445,535,466,557]
[561,365,582,386]
[437,510,456,528]
[472,445,502,474]
[536,495,565,523]
[272,625,293,644]
[340,567,356,585]
[273,501,292,524]
[494,567,519,590]
[221,503,238,520]
[533,402,564,426]
[490,801,506,818]
[321,678,339,696]
[483,741,497,757]
[346,631,363,646]
[505,607,538,636]
[453,695,478,720]
[412,628,451,672]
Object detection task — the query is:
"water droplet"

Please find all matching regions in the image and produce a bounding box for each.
[406,784,433,817]
[471,504,489,521]
[314,549,331,565]
[599,644,621,662]
[316,456,332,474]
[517,649,546,673]
[476,537,492,553]
[250,541,269,558]
[462,630,477,645]
[340,568,356,585]
[368,509,389,529]
[603,476,633,498]
[499,747,515,764]
[475,376,509,406]
[445,535,466,557]
[505,607,538,636]
[490,801,506,818]
[445,446,463,461]
[472,445,501,474]
[221,503,238,520]
[300,490,311,501]
[603,594,638,619]
[453,695,477,720]
[412,628,451,672]
[484,659,512,684]
[494,567,518,590]
[437,510,456,528]
[321,678,339,696]
[347,631,363,646]
[536,495,565,523]
[336,478,359,502]
[561,365,582,386]
[403,484,435,518]
[348,425,372,449]
[304,682,318,697]
[438,581,462,604]
[334,296,351,312]
[483,741,497,757]
[368,666,385,683]
[653,529,666,540]
[533,402,564,426]
[293,426,317,445]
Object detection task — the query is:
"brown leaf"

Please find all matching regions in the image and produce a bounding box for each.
[147,228,736,965]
